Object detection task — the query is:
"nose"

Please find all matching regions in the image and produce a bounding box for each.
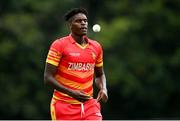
[81,20,87,25]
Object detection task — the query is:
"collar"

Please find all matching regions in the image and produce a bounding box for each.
[68,34,89,44]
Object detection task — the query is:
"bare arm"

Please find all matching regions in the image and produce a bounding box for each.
[95,66,108,102]
[44,63,90,102]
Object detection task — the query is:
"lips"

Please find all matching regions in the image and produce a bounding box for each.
[80,27,87,33]
[80,27,87,30]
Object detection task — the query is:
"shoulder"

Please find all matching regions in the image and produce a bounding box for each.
[51,35,70,47]
[88,38,102,48]
[88,38,103,51]
[49,36,71,53]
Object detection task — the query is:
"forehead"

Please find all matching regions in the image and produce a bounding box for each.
[71,13,87,21]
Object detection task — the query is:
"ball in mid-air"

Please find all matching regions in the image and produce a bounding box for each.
[92,24,101,32]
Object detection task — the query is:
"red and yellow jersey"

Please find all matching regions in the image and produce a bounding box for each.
[46,34,103,104]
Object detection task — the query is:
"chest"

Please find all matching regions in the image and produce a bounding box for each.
[62,43,97,63]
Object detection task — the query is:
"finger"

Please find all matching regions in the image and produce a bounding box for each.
[79,95,91,102]
[79,91,91,98]
[103,92,109,102]
[96,93,102,102]
[96,94,100,101]
[80,93,91,99]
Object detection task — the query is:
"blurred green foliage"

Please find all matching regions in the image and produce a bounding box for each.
[0,0,180,119]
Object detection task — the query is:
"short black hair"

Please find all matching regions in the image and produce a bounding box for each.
[64,8,88,21]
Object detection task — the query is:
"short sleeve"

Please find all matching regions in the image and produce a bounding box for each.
[46,40,63,66]
[95,43,103,67]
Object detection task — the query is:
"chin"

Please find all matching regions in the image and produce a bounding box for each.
[76,32,87,36]
[80,33,87,36]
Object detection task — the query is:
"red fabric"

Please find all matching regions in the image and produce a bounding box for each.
[51,98,102,120]
[46,34,103,104]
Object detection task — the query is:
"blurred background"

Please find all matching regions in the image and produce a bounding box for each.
[0,0,180,119]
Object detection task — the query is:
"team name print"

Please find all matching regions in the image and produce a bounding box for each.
[68,62,95,71]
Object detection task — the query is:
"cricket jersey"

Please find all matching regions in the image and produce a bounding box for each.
[46,34,103,104]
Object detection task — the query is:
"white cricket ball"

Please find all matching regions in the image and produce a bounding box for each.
[92,24,101,32]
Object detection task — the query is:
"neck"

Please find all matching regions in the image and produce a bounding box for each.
[71,33,87,45]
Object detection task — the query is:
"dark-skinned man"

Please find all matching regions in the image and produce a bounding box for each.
[44,8,108,120]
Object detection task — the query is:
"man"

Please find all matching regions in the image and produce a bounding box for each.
[44,8,108,120]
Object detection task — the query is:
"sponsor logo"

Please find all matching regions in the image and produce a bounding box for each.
[69,52,80,56]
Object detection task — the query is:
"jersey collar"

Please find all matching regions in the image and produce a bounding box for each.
[69,34,89,44]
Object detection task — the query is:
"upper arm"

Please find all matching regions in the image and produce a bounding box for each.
[44,63,57,76]
[44,63,58,84]
[95,42,104,77]
[44,40,63,79]
[95,66,104,77]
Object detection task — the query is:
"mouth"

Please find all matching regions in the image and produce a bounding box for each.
[80,27,87,31]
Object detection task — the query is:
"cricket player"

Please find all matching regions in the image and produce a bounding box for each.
[44,8,108,120]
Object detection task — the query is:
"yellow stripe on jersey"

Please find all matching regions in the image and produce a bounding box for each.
[96,53,103,67]
[55,75,93,90]
[46,49,62,66]
[46,59,59,66]
[75,43,89,49]
[95,62,103,67]
[53,95,81,104]
[57,89,93,97]
[96,56,103,63]
[53,89,93,104]
[50,98,57,121]
[48,50,61,60]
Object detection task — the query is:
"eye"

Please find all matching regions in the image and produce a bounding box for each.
[75,19,82,23]
[84,19,88,23]
[75,19,88,23]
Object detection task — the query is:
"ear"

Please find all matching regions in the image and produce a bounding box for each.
[69,22,72,29]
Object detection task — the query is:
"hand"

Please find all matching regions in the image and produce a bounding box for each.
[96,88,108,103]
[70,90,91,103]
